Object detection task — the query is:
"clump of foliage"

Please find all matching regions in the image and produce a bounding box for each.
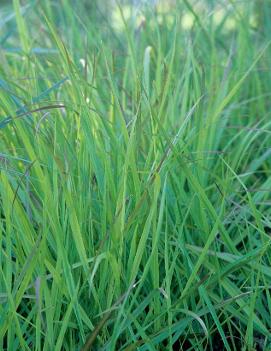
[1,1,271,350]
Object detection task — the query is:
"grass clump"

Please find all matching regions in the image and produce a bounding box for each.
[1,0,271,350]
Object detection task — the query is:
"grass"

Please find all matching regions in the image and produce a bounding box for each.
[0,0,271,350]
